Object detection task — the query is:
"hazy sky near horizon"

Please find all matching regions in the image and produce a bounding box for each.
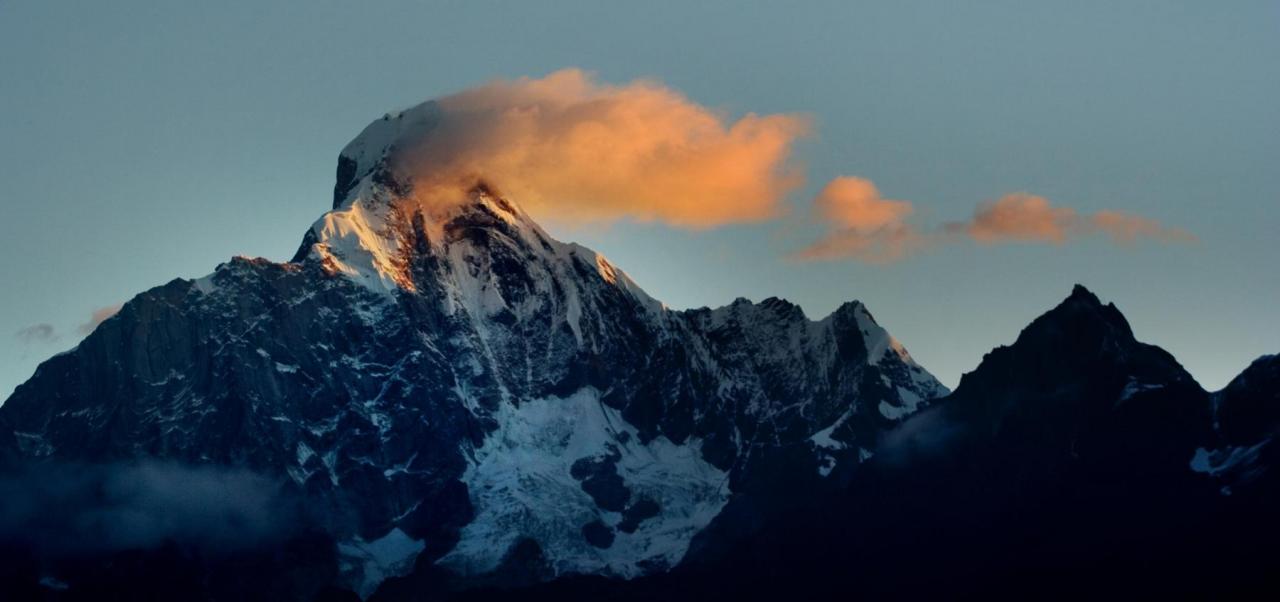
[1,0,1277,401]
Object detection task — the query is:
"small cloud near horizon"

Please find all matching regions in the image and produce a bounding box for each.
[14,323,58,344]
[789,177,926,264]
[947,193,1197,247]
[13,304,123,347]
[794,181,1196,263]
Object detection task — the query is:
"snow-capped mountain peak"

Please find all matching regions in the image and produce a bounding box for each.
[1,104,949,597]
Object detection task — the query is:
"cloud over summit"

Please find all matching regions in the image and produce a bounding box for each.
[393,69,811,228]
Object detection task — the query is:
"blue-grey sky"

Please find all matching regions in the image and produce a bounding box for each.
[2,0,1277,401]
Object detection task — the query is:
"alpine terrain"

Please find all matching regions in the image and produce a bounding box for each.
[1,101,1276,601]
[0,101,951,600]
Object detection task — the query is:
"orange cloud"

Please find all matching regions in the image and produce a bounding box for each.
[393,69,811,228]
[792,177,926,263]
[948,193,1197,246]
[79,304,123,335]
[813,176,915,232]
[958,193,1077,244]
[1090,210,1198,245]
[795,182,1196,263]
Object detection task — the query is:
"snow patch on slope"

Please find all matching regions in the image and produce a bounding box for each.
[853,304,907,367]
[564,243,664,314]
[309,187,407,295]
[338,527,425,599]
[878,399,913,421]
[438,389,730,578]
[809,409,852,451]
[1118,377,1165,403]
[1190,440,1270,478]
[852,304,948,399]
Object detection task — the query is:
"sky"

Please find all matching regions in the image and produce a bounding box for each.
[1,0,1277,401]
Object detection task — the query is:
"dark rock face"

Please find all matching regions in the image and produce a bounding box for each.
[924,284,1214,478]
[1216,354,1280,445]
[616,497,661,534]
[570,451,630,512]
[579,521,614,549]
[1188,354,1280,498]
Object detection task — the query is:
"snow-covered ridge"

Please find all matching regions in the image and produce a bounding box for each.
[294,161,661,321]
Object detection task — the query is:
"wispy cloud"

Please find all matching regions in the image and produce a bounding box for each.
[946,193,1197,246]
[1089,209,1198,245]
[13,304,124,346]
[0,461,297,554]
[14,323,58,344]
[794,180,1196,263]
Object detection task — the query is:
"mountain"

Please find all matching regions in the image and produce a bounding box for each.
[1215,354,1280,446]
[3,100,1277,600]
[0,102,947,599]
[1197,354,1280,497]
[469,286,1279,600]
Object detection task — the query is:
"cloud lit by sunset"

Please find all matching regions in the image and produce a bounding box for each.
[956,193,1077,244]
[372,70,1195,261]
[952,193,1197,246]
[795,183,1195,263]
[791,177,923,263]
[1089,210,1197,245]
[392,69,811,228]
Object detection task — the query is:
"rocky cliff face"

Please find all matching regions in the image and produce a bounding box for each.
[0,103,946,596]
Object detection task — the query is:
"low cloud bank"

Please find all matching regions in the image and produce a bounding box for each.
[875,407,968,467]
[0,461,298,555]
